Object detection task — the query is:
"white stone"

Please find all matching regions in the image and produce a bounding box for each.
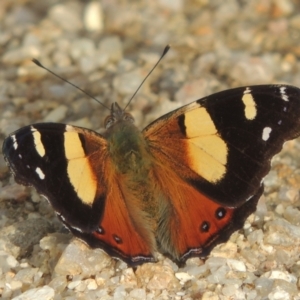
[227,259,246,272]
[67,280,81,290]
[129,288,146,299]
[206,265,229,284]
[84,1,104,32]
[9,280,22,291]
[222,283,240,297]
[185,264,208,276]
[2,46,40,65]
[113,285,127,299]
[12,286,54,300]
[206,257,227,272]
[98,36,123,63]
[54,240,112,277]
[175,272,193,284]
[263,270,297,283]
[158,0,183,11]
[70,38,96,60]
[86,279,98,290]
[268,289,290,300]
[0,252,19,272]
[44,105,68,122]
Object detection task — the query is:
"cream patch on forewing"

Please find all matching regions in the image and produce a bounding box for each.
[184,107,228,182]
[31,126,45,157]
[64,131,97,205]
[242,88,257,120]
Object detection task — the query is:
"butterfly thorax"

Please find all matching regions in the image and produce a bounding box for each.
[105,121,150,173]
[103,103,151,174]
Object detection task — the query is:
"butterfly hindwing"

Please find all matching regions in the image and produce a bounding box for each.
[152,163,263,262]
[69,173,156,265]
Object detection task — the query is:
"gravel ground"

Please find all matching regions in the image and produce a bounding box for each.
[1,0,300,299]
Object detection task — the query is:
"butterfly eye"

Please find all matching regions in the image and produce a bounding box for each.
[104,116,116,129]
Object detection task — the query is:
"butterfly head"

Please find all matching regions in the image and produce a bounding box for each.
[104,102,134,129]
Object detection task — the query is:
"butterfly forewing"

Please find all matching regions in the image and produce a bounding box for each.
[3,123,108,231]
[144,85,300,207]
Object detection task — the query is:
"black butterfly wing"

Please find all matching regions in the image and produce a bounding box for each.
[2,123,108,231]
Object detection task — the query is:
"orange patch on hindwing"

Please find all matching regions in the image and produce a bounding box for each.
[93,169,155,261]
[154,165,234,260]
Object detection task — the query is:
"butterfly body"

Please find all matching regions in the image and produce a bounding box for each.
[3,85,300,266]
[104,102,160,234]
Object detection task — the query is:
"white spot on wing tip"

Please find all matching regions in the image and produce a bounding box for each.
[262,127,272,141]
[242,88,257,120]
[11,135,18,150]
[243,87,251,94]
[35,167,45,180]
[280,86,289,102]
[66,125,75,132]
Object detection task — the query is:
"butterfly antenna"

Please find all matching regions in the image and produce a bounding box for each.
[124,45,170,111]
[32,59,110,110]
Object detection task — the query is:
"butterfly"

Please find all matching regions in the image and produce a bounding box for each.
[2,84,300,266]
